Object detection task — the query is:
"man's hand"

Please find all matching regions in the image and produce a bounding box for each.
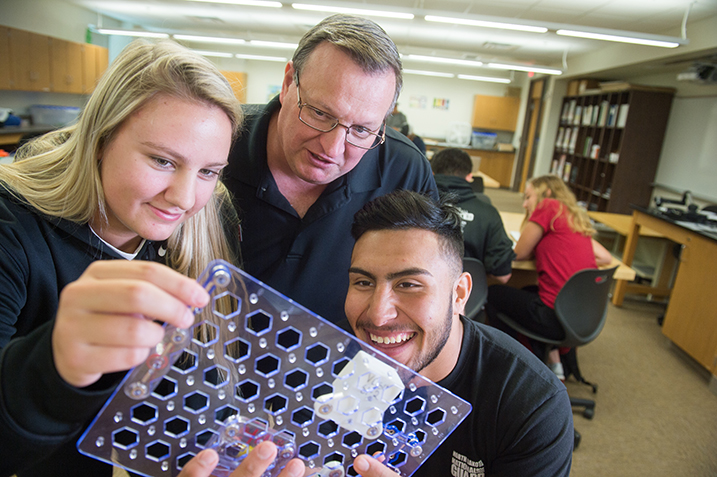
[52,261,209,388]
[177,441,305,477]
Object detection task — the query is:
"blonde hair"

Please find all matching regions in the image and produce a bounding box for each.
[0,39,243,276]
[526,174,595,236]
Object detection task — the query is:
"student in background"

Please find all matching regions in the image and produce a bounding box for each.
[386,102,408,135]
[431,147,515,284]
[0,39,304,477]
[485,174,612,378]
[345,190,573,476]
[406,125,426,155]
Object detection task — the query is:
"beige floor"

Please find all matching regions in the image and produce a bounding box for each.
[484,187,717,476]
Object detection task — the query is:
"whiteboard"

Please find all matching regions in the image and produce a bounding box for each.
[655,96,717,203]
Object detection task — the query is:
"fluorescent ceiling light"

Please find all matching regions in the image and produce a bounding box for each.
[174,34,246,44]
[405,55,483,68]
[292,4,414,19]
[96,28,169,38]
[235,53,287,62]
[556,29,680,48]
[188,0,281,7]
[457,74,511,84]
[250,40,299,49]
[487,63,562,75]
[192,50,234,58]
[403,69,455,78]
[425,15,547,33]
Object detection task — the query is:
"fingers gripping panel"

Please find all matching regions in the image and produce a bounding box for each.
[77,260,471,476]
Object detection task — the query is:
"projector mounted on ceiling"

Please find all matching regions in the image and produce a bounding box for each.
[677,62,717,84]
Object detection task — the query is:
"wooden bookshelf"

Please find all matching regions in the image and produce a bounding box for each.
[551,88,674,214]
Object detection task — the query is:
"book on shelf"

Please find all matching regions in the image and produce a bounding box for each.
[563,162,572,182]
[555,127,565,149]
[573,106,582,125]
[557,154,566,177]
[608,152,619,163]
[607,104,618,127]
[598,100,609,127]
[566,100,577,123]
[617,104,629,128]
[551,159,559,174]
[561,102,570,122]
[562,128,572,151]
[582,105,593,126]
[570,164,579,183]
[590,144,601,159]
[591,105,599,125]
[568,126,579,153]
[583,136,593,156]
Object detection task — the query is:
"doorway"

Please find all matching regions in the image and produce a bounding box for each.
[513,78,546,192]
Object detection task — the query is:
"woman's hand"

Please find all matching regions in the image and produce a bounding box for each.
[52,260,209,388]
[177,441,305,477]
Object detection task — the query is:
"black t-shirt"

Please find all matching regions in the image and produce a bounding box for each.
[415,317,573,476]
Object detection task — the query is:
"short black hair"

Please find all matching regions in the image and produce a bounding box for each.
[431,147,472,177]
[351,190,464,274]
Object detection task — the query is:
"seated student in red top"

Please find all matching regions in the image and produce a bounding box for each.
[485,174,612,378]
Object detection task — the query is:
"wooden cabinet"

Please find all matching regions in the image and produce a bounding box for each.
[82,43,109,94]
[0,27,11,90]
[0,26,107,94]
[551,88,674,214]
[471,94,520,131]
[220,71,248,104]
[8,27,51,92]
[51,38,84,94]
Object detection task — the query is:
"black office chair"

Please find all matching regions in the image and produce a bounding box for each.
[462,257,488,323]
[495,266,618,449]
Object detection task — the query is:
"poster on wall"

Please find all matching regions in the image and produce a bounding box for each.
[433,98,450,110]
[410,95,427,109]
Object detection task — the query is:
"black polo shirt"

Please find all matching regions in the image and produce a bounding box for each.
[223,97,437,324]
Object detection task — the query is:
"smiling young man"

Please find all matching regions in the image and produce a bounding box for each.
[345,190,573,477]
[223,14,436,326]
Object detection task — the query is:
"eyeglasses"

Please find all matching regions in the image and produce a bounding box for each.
[296,79,386,151]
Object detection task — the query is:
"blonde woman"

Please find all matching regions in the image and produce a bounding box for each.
[485,175,611,378]
[0,40,303,477]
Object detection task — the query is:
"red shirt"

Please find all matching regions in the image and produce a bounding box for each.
[529,199,596,308]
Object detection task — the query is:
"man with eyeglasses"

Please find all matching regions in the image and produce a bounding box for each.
[223,14,437,325]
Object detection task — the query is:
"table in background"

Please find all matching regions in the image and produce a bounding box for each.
[497,211,636,289]
[612,207,717,389]
[588,211,677,302]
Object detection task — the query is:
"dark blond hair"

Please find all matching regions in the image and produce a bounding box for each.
[526,174,595,236]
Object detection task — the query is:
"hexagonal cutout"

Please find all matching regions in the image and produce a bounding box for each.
[312,383,333,402]
[183,391,210,414]
[172,350,198,374]
[264,393,289,415]
[192,320,219,347]
[324,451,345,466]
[341,431,363,449]
[112,427,139,450]
[385,419,405,437]
[214,405,240,424]
[164,416,190,438]
[388,450,408,467]
[425,408,446,427]
[284,369,309,391]
[317,419,339,438]
[225,337,250,363]
[305,343,330,366]
[195,429,218,448]
[245,310,272,336]
[255,353,280,377]
[176,452,196,470]
[211,290,242,320]
[276,327,302,351]
[130,403,158,425]
[145,440,171,462]
[298,441,321,459]
[236,380,260,402]
[365,441,386,456]
[404,396,426,416]
[151,376,178,400]
[337,395,359,415]
[204,365,230,388]
[331,357,352,377]
[291,406,315,427]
